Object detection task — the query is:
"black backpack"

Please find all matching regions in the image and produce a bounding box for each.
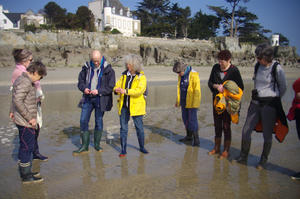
[253,61,279,91]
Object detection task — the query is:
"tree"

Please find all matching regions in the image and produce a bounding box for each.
[188,10,220,40]
[135,0,171,36]
[44,1,66,28]
[76,6,95,32]
[168,3,191,38]
[275,33,289,46]
[209,0,249,37]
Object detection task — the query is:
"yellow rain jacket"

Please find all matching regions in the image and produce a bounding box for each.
[176,70,201,108]
[114,71,147,116]
[214,80,243,124]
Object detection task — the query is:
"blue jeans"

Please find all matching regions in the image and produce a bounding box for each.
[17,125,36,163]
[120,107,145,149]
[80,97,104,132]
[181,107,198,132]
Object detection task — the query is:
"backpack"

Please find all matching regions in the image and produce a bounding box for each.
[253,61,279,91]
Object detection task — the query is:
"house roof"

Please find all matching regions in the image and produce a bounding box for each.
[4,13,22,23]
[104,0,129,15]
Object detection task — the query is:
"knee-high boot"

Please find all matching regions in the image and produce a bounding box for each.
[192,131,200,147]
[208,137,221,155]
[179,129,193,142]
[73,131,90,154]
[256,142,272,170]
[94,130,103,152]
[234,140,251,165]
[220,140,231,159]
[19,162,43,184]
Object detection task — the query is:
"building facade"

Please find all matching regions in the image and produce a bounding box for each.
[88,0,141,36]
[0,5,22,29]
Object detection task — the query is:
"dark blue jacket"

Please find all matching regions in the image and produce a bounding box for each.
[78,59,115,111]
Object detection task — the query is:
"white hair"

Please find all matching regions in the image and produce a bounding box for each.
[124,54,143,72]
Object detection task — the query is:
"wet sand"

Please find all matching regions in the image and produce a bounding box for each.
[0,67,300,198]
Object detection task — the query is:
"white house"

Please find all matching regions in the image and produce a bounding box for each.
[21,10,46,28]
[0,5,22,29]
[88,0,141,36]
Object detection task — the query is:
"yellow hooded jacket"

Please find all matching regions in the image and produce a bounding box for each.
[176,70,201,108]
[114,71,147,116]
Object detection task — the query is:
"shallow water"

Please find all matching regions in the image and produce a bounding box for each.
[0,80,299,199]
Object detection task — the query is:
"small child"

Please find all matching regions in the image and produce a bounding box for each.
[12,61,47,184]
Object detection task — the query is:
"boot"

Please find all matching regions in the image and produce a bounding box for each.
[94,130,103,152]
[179,130,193,142]
[119,136,127,158]
[73,131,90,154]
[33,128,48,161]
[220,140,231,159]
[234,140,251,165]
[138,136,149,154]
[192,131,200,147]
[208,137,221,155]
[19,163,43,184]
[256,142,272,170]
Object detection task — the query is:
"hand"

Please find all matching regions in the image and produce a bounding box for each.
[120,89,126,94]
[90,89,98,95]
[115,88,122,93]
[84,88,91,94]
[29,119,37,127]
[9,112,14,120]
[217,84,224,93]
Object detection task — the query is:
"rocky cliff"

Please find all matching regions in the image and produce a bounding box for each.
[0,30,298,68]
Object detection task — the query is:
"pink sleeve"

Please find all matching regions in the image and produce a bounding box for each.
[11,69,23,85]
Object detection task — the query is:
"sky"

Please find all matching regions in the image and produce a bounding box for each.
[1,0,300,55]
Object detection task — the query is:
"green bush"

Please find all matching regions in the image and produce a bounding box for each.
[111,28,121,34]
[24,24,37,33]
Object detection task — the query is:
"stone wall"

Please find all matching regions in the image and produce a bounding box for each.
[0,30,298,68]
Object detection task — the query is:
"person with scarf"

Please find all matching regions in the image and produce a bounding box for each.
[114,54,149,157]
[208,50,244,159]
[74,50,115,154]
[173,61,201,147]
[10,49,48,161]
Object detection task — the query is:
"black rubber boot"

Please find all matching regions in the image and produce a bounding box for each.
[138,136,149,154]
[256,142,272,170]
[179,130,193,142]
[73,131,90,154]
[94,130,103,152]
[234,140,251,165]
[192,131,200,147]
[19,163,43,184]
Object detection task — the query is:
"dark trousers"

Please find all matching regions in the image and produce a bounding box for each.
[213,106,231,140]
[242,100,276,143]
[296,109,300,140]
[17,125,36,163]
[181,107,198,132]
[33,126,40,155]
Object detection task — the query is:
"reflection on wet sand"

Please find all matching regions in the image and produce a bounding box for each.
[0,81,300,198]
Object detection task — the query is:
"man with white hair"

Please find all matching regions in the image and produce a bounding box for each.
[74,50,115,154]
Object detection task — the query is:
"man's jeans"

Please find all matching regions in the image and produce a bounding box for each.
[120,107,145,146]
[80,97,104,132]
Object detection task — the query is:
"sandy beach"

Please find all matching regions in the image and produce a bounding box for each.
[0,65,300,199]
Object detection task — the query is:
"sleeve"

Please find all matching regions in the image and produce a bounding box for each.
[98,67,116,96]
[77,68,87,93]
[234,67,244,91]
[114,75,123,95]
[208,65,216,93]
[276,65,287,97]
[126,75,147,97]
[13,81,32,122]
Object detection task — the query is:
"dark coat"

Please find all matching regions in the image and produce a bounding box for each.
[208,64,244,98]
[78,60,115,111]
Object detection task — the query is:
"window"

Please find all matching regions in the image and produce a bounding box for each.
[3,19,7,24]
[112,7,115,14]
[120,9,123,16]
[13,23,18,28]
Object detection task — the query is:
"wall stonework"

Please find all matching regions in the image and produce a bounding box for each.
[0,30,298,68]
